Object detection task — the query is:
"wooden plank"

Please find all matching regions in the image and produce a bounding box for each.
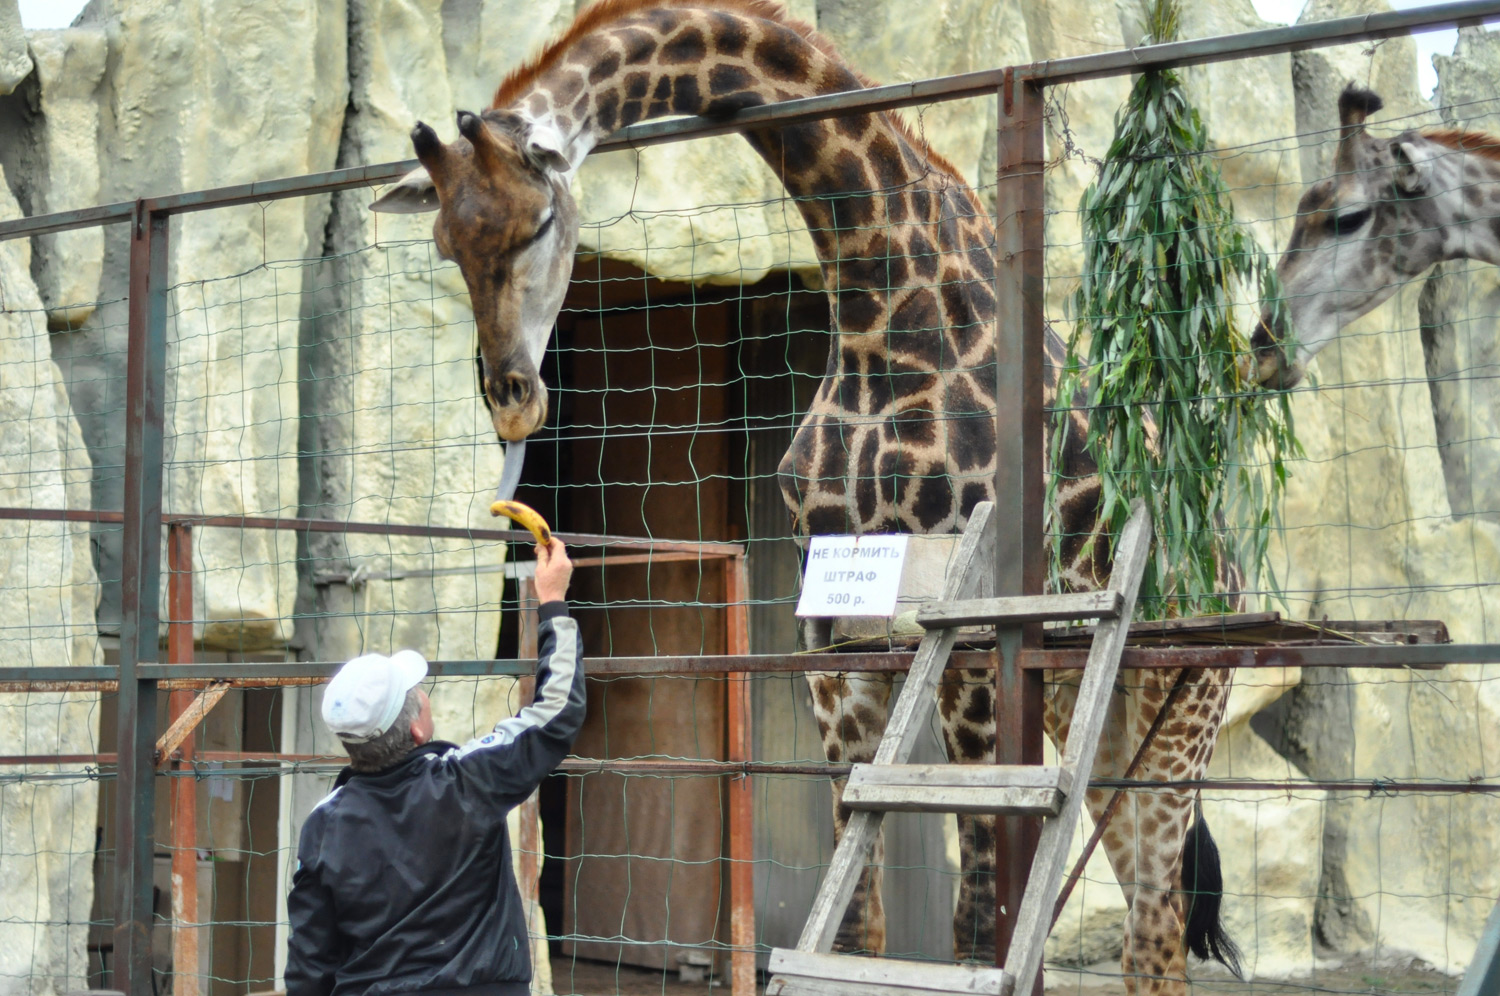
[768,975,995,996]
[1324,618,1449,642]
[846,763,1070,791]
[916,590,1121,629]
[155,682,229,766]
[1457,895,1500,996]
[1047,614,1450,648]
[841,784,1061,816]
[769,949,1010,996]
[1002,500,1151,995]
[1047,610,1279,642]
[795,502,995,954]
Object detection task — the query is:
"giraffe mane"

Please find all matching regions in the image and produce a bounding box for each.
[1423,127,1500,162]
[489,0,965,181]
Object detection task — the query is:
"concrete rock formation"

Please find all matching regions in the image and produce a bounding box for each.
[1,0,1499,990]
[0,163,100,996]
[0,0,30,95]
[25,26,107,330]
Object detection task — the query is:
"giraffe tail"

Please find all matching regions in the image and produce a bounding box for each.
[1180,805,1243,978]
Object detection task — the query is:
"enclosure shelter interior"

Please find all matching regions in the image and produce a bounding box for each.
[5,3,1500,996]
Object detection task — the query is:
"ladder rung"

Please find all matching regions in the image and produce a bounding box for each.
[842,764,1070,815]
[915,590,1122,629]
[767,949,1012,996]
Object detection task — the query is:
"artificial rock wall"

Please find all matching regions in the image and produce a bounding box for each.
[2,0,1500,989]
[0,160,100,996]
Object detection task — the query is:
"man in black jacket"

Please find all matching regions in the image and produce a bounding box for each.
[286,539,581,996]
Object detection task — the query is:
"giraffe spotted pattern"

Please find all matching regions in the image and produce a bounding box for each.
[374,2,1241,988]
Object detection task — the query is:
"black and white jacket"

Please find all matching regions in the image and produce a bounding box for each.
[286,603,584,996]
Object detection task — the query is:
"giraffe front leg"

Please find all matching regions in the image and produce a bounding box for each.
[805,666,892,954]
[1045,668,1193,995]
[939,668,997,963]
[1111,788,1197,995]
[1081,668,1235,996]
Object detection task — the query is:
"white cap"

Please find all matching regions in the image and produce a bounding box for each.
[321,650,429,743]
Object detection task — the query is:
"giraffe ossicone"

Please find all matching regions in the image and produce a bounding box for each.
[372,1,1242,988]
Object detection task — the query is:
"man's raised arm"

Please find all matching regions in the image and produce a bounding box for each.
[452,540,584,801]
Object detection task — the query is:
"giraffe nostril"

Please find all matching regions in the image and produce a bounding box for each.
[500,372,531,408]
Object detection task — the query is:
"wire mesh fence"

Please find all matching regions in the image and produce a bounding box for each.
[3,7,1500,996]
[1032,34,1500,992]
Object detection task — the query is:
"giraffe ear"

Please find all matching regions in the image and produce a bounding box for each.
[523,122,572,176]
[370,166,440,214]
[1393,140,1431,195]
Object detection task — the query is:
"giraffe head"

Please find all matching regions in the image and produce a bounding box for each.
[1254,85,1500,388]
[371,110,579,441]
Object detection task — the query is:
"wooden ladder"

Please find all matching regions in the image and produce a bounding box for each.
[766,498,1151,996]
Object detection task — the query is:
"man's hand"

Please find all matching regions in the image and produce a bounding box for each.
[534,539,573,604]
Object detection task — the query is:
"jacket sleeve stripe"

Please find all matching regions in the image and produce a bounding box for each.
[455,617,580,757]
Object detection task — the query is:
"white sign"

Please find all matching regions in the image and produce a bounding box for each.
[795,535,910,617]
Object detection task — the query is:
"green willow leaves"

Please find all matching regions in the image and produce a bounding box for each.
[1047,37,1299,617]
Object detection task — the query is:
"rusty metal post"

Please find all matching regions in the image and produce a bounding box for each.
[116,199,169,996]
[515,579,544,967]
[993,73,1047,977]
[166,524,200,996]
[724,553,754,996]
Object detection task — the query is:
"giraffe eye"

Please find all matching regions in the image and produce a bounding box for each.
[509,212,554,255]
[1329,207,1372,237]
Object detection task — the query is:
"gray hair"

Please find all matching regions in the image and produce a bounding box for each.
[341,687,423,772]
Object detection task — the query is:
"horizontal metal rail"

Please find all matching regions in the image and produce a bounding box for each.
[3,751,1495,799]
[1,0,1496,242]
[0,641,1484,686]
[0,506,742,557]
[0,753,846,776]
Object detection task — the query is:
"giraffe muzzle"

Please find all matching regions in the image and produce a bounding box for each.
[1248,313,1302,389]
[486,364,549,442]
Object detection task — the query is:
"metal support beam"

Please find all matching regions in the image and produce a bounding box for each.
[993,75,1047,975]
[514,580,544,984]
[166,525,201,996]
[115,200,169,996]
[724,555,755,996]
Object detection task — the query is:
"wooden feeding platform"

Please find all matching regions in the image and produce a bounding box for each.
[829,611,1453,671]
[1045,612,1449,649]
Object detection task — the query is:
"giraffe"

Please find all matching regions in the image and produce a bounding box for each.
[1253,84,1500,387]
[369,1,1240,988]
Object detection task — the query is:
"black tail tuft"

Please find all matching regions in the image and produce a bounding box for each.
[1181,811,1243,978]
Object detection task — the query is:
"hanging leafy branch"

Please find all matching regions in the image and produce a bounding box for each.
[1047,0,1299,617]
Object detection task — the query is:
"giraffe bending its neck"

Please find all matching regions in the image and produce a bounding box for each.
[1254,84,1500,387]
[371,2,1239,988]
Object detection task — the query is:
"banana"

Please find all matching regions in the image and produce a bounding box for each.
[489,499,553,548]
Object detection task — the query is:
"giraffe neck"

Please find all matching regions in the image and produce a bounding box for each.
[1423,137,1500,269]
[490,1,997,344]
[494,1,1092,550]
